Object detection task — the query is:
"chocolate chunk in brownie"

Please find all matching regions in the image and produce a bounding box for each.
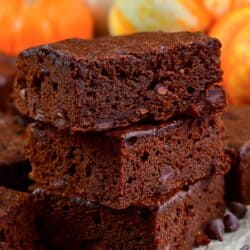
[0,53,16,111]
[14,32,225,132]
[26,115,229,209]
[223,106,250,204]
[0,187,41,250]
[32,175,225,250]
[0,113,32,190]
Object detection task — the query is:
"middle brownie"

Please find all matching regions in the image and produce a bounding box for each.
[26,115,228,209]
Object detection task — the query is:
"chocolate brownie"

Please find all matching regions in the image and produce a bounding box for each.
[0,53,16,111]
[223,106,250,204]
[26,115,228,209]
[0,112,32,190]
[0,187,41,250]
[14,32,225,132]
[32,175,225,250]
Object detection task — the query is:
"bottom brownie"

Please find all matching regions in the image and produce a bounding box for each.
[223,106,250,203]
[32,175,224,250]
[0,187,42,250]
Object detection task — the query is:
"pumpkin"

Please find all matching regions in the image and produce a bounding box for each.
[210,7,250,104]
[0,0,93,55]
[85,0,113,36]
[201,0,232,18]
[109,0,212,36]
[108,0,250,35]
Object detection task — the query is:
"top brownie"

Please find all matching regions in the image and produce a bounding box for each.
[14,32,225,132]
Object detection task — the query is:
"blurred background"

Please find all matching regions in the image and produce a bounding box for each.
[1,0,250,105]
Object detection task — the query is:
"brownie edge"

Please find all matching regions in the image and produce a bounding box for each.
[14,32,225,132]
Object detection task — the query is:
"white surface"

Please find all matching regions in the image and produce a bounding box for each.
[195,206,250,250]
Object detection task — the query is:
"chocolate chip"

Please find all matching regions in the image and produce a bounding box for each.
[40,68,50,78]
[155,84,167,95]
[240,244,250,250]
[224,212,240,232]
[228,201,247,219]
[206,87,225,107]
[54,112,70,129]
[54,118,66,128]
[205,219,224,241]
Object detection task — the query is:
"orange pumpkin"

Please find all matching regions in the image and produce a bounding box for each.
[0,0,93,55]
[210,7,250,104]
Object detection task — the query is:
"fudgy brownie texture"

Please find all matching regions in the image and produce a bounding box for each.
[14,32,225,132]
[223,106,250,204]
[0,187,42,250]
[0,113,32,191]
[0,53,16,111]
[26,115,229,209]
[31,175,225,250]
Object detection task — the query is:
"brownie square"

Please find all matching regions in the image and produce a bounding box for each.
[0,187,41,250]
[26,115,228,209]
[32,175,225,250]
[0,113,32,191]
[0,53,16,112]
[223,106,250,204]
[14,32,225,132]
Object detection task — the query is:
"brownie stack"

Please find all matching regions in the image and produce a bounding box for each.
[14,32,228,249]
